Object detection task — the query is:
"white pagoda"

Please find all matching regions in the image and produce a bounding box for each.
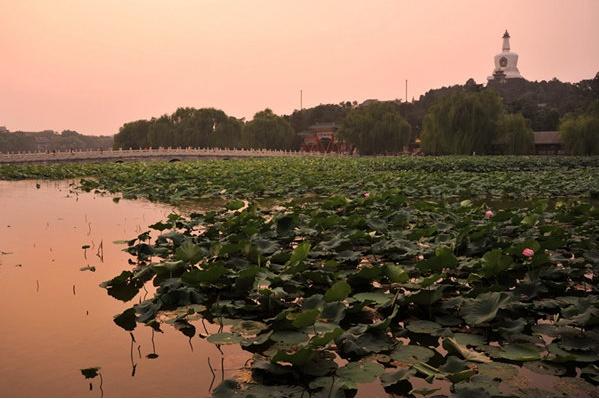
[488,30,524,81]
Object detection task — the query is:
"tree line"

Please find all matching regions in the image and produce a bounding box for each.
[113,72,598,155]
[113,108,296,151]
[0,128,113,153]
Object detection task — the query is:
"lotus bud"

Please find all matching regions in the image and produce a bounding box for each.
[522,248,535,258]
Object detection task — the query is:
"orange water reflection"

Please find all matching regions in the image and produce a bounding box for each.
[0,180,248,397]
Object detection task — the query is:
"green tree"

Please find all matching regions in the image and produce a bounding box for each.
[114,120,151,149]
[495,113,534,154]
[287,103,352,133]
[559,101,599,155]
[338,102,411,155]
[243,109,295,150]
[148,115,174,148]
[113,108,244,149]
[420,90,505,155]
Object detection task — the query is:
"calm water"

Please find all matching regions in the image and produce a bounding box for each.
[0,181,249,397]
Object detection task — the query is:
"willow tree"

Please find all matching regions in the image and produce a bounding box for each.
[421,90,505,155]
[495,113,534,155]
[559,101,599,155]
[338,102,411,155]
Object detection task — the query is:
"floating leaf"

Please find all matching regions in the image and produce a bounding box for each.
[405,320,444,335]
[272,347,315,366]
[417,246,458,273]
[409,287,444,307]
[451,333,487,347]
[495,343,543,362]
[460,291,510,326]
[548,343,599,363]
[207,332,243,345]
[287,309,319,329]
[336,361,384,384]
[230,320,268,336]
[385,264,409,283]
[324,281,351,302]
[270,330,307,345]
[390,345,435,365]
[352,291,393,305]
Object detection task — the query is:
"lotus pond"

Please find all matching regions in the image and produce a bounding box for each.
[1,156,599,397]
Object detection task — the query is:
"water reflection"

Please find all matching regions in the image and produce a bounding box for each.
[0,180,249,397]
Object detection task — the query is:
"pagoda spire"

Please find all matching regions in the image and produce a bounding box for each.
[502,30,511,51]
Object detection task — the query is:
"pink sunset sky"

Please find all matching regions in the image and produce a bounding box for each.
[1,0,598,135]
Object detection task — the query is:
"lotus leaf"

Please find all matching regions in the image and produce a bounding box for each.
[336,361,384,384]
[390,345,435,365]
[175,241,204,264]
[324,281,351,302]
[405,320,444,335]
[206,332,243,345]
[460,291,511,326]
[181,263,226,285]
[352,291,393,305]
[494,343,543,362]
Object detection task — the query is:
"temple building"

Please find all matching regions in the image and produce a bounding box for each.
[298,122,353,153]
[488,30,524,82]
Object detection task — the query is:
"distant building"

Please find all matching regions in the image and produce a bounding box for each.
[298,123,352,153]
[488,31,524,82]
[534,131,562,154]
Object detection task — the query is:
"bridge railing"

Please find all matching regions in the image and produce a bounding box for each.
[0,147,344,163]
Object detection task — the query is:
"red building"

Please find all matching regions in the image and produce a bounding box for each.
[298,123,353,153]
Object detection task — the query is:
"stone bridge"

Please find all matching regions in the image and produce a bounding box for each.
[0,147,345,164]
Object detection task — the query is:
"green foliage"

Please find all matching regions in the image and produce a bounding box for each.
[324,281,351,302]
[243,109,295,150]
[339,102,411,155]
[559,102,599,155]
[0,129,112,153]
[489,74,599,131]
[421,89,505,154]
[495,113,535,154]
[287,102,353,133]
[113,107,244,150]
[1,157,599,202]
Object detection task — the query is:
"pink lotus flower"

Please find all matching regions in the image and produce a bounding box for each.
[363,192,370,198]
[484,210,494,219]
[522,248,535,258]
